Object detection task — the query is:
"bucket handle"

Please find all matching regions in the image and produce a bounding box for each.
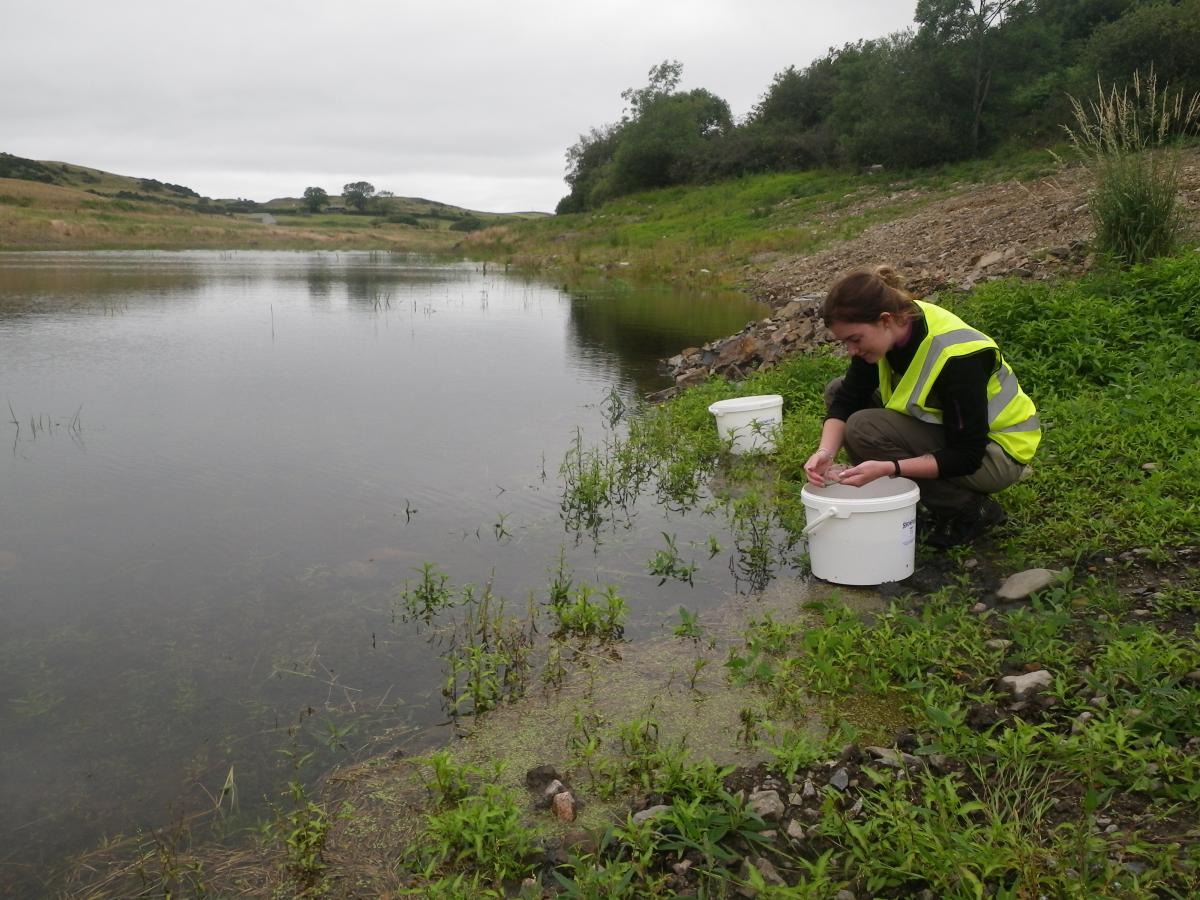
[803,506,840,536]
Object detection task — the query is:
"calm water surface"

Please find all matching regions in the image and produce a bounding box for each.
[0,250,769,889]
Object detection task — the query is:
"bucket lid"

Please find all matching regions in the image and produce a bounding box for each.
[801,477,920,512]
[707,394,783,415]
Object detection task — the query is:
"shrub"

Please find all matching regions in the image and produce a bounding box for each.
[1062,69,1199,265]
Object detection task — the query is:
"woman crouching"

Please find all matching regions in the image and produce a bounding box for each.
[803,266,1041,547]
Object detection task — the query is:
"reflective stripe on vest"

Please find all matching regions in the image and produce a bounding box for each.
[878,301,1041,463]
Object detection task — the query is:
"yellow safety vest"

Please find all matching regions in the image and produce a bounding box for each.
[879,301,1041,464]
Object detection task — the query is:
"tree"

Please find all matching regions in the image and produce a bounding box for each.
[1084,0,1200,99]
[342,181,376,212]
[749,59,840,130]
[558,124,624,213]
[554,61,731,211]
[609,88,732,194]
[916,0,1024,155]
[302,186,329,213]
[620,59,683,121]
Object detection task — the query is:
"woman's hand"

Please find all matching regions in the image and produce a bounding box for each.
[804,447,835,486]
[831,459,893,487]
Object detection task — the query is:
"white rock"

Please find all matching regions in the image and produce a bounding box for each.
[997,568,1063,601]
[631,804,670,825]
[1000,669,1054,699]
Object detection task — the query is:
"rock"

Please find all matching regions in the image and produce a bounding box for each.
[1141,462,1160,472]
[975,250,1006,269]
[748,789,785,822]
[552,791,576,822]
[525,764,562,791]
[713,334,760,369]
[779,298,809,318]
[971,602,989,614]
[829,768,850,791]
[561,827,597,855]
[1185,670,1200,685]
[673,858,693,876]
[675,368,708,388]
[985,639,1013,651]
[996,568,1061,601]
[786,818,807,841]
[542,779,566,801]
[631,804,670,825]
[749,856,786,887]
[837,743,861,763]
[801,778,817,800]
[835,891,857,900]
[1000,669,1054,700]
[866,746,922,769]
[1072,711,1094,733]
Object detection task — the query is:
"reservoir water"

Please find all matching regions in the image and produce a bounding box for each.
[0,250,771,890]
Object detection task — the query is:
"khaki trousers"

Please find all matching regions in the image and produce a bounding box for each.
[824,377,1028,513]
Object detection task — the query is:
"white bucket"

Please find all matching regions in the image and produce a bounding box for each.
[707,394,783,454]
[801,477,920,585]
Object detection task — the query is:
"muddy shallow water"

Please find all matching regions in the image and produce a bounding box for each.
[0,250,775,890]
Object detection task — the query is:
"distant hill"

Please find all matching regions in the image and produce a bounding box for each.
[0,152,551,221]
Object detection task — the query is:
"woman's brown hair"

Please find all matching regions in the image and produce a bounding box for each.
[821,265,921,326]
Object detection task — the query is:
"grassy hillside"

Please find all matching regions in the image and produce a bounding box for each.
[462,146,1064,288]
[0,152,546,251]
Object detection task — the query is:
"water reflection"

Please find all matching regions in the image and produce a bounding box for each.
[564,278,765,390]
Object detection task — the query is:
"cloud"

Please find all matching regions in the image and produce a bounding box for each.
[2,0,916,211]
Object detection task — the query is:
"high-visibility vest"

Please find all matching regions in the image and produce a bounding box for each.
[879,300,1041,464]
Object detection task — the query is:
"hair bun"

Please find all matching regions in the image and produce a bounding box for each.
[873,265,904,289]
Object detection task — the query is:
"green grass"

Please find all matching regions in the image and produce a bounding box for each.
[463,145,1064,287]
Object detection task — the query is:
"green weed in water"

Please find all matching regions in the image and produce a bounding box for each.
[647,531,698,586]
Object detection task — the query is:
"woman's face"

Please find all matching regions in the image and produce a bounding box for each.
[829,313,903,364]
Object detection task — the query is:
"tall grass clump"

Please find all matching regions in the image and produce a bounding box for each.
[1062,69,1199,265]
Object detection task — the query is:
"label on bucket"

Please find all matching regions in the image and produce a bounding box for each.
[901,516,916,546]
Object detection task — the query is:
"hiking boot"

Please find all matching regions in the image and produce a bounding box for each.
[925,497,1008,549]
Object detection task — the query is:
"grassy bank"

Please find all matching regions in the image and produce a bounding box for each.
[459,148,1062,289]
[58,253,1200,897]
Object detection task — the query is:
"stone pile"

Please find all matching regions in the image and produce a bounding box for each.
[650,292,830,401]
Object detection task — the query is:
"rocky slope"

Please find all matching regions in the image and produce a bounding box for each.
[657,150,1200,396]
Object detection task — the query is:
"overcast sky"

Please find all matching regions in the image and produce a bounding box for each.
[3,1,918,213]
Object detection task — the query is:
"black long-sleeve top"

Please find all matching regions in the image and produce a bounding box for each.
[826,316,997,478]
